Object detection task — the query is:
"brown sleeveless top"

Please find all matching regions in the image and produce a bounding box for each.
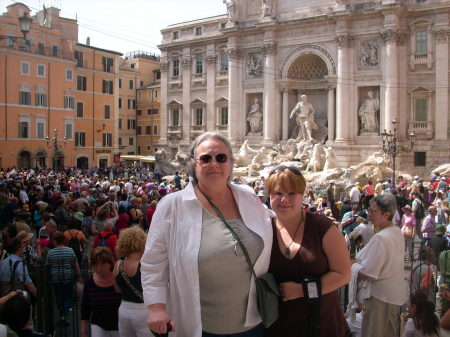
[265,212,349,337]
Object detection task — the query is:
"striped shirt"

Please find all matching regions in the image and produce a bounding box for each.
[46,247,76,284]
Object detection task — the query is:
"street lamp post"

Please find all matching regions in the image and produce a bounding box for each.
[46,128,67,170]
[379,117,416,186]
[0,12,33,42]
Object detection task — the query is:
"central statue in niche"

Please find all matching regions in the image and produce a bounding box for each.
[358,91,380,133]
[290,94,318,141]
[247,98,263,135]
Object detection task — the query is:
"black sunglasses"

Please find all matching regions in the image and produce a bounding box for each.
[269,166,302,176]
[196,153,229,165]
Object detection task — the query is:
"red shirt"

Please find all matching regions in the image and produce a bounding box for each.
[146,208,156,227]
[93,229,117,254]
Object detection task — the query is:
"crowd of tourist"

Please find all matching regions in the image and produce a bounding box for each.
[0,133,449,336]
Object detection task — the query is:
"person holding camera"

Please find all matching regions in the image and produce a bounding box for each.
[341,204,360,236]
[0,237,36,298]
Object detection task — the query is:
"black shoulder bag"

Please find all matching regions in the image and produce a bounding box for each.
[197,186,279,328]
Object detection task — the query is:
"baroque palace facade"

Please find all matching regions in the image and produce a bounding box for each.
[0,3,160,169]
[159,0,450,173]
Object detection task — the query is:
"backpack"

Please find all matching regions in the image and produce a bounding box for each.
[68,231,82,257]
[97,233,113,247]
[415,200,425,220]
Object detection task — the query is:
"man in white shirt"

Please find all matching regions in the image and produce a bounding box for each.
[18,185,29,205]
[124,179,133,195]
[350,184,361,207]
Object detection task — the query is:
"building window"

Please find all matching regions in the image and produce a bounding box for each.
[172,59,179,77]
[77,76,87,91]
[75,51,84,67]
[153,125,158,135]
[130,63,135,69]
[127,119,136,130]
[195,108,203,125]
[137,109,142,116]
[414,98,428,121]
[103,133,112,147]
[118,137,122,146]
[102,80,113,94]
[19,121,29,138]
[415,30,427,53]
[65,122,73,139]
[118,98,122,109]
[129,138,134,145]
[19,91,31,105]
[76,102,84,117]
[195,56,203,74]
[38,43,45,55]
[195,26,202,36]
[75,132,86,147]
[172,109,179,126]
[118,119,122,129]
[127,99,136,109]
[37,64,46,77]
[64,96,74,109]
[35,93,47,107]
[220,107,228,125]
[220,52,228,71]
[21,61,30,75]
[102,57,113,72]
[414,152,426,166]
[51,45,58,56]
[129,80,134,90]
[156,70,161,80]
[155,89,158,98]
[136,126,141,135]
[104,105,111,119]
[139,81,143,88]
[173,31,179,40]
[137,146,141,155]
[66,69,73,81]
[118,78,122,88]
[146,125,151,135]
[36,121,45,139]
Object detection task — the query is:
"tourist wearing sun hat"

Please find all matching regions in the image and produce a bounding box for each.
[17,230,41,266]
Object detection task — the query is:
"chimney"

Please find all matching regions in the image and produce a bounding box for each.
[86,37,90,46]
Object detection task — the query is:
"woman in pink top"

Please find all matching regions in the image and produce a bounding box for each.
[401,205,416,256]
[362,180,375,209]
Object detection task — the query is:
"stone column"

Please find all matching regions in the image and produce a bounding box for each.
[327,86,335,141]
[205,46,217,132]
[381,29,400,132]
[282,89,289,140]
[434,29,449,140]
[181,52,192,144]
[263,41,276,143]
[227,45,241,142]
[158,58,169,146]
[335,34,352,141]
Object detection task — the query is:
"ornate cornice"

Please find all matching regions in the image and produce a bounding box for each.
[434,29,449,43]
[262,41,276,55]
[380,29,407,45]
[205,54,217,64]
[227,47,241,59]
[335,34,354,48]
[181,57,192,66]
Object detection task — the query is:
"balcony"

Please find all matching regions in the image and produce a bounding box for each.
[190,125,206,137]
[410,52,433,70]
[408,120,433,139]
[167,125,182,139]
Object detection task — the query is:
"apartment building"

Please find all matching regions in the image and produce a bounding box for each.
[120,51,161,156]
[73,42,122,169]
[0,3,77,169]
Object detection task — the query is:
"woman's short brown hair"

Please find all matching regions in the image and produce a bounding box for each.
[90,247,114,271]
[116,227,147,257]
[266,166,306,195]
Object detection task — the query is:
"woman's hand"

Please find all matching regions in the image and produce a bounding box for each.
[279,281,303,301]
[147,304,176,334]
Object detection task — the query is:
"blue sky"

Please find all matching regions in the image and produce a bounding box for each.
[1,0,226,54]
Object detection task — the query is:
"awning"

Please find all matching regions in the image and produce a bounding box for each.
[140,156,156,163]
[120,155,144,161]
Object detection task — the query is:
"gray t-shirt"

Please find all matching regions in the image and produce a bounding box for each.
[198,209,263,334]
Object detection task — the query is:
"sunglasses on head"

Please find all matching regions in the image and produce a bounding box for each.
[269,166,302,176]
[195,153,229,165]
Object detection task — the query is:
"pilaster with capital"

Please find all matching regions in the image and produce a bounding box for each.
[434,29,449,140]
[327,86,336,141]
[335,34,352,141]
[263,41,276,142]
[281,89,289,141]
[181,52,192,144]
[227,46,241,141]
[159,56,169,145]
[381,29,400,131]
